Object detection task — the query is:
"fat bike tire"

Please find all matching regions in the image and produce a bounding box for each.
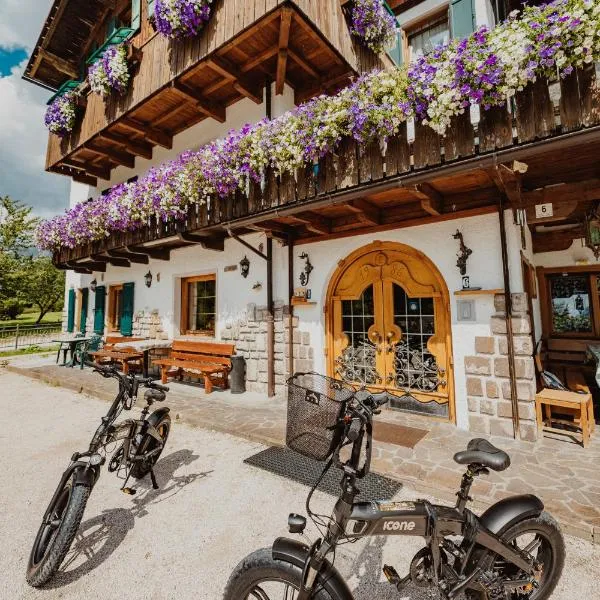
[130,412,171,480]
[466,511,565,600]
[224,547,337,600]
[26,480,90,587]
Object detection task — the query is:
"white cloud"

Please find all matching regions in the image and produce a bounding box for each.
[0,0,50,51]
[0,59,69,217]
[0,0,69,218]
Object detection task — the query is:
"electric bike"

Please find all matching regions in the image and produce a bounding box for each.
[26,362,171,587]
[225,372,565,600]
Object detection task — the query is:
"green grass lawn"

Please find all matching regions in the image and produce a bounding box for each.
[0,311,62,328]
[0,344,59,358]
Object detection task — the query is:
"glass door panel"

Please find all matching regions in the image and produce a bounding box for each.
[385,283,441,393]
[335,284,384,385]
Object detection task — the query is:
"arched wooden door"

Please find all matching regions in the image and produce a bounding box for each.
[326,242,454,421]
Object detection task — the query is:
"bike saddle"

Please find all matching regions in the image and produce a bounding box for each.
[453,438,510,472]
[145,388,166,403]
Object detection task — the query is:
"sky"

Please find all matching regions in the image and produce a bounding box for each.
[0,0,70,218]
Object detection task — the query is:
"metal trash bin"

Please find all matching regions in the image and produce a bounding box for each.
[229,354,246,394]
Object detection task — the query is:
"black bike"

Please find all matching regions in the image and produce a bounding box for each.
[26,362,171,587]
[225,373,565,600]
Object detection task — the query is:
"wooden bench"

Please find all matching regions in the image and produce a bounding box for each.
[152,340,235,393]
[89,336,145,372]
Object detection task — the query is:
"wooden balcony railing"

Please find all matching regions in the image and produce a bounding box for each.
[45,0,386,183]
[55,65,600,267]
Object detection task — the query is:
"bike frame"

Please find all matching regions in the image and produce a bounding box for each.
[299,414,538,600]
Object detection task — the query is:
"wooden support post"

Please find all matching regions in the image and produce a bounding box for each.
[276,8,292,95]
[267,236,275,398]
[288,232,295,379]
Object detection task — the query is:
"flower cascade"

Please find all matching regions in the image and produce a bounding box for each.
[154,0,213,38]
[88,44,131,96]
[37,0,600,252]
[44,93,78,137]
[350,0,398,54]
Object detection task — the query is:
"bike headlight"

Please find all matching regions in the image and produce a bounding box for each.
[89,453,103,466]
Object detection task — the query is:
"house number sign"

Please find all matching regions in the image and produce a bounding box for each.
[535,203,553,219]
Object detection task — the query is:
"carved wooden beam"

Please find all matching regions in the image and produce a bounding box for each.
[72,173,98,187]
[288,49,320,80]
[176,232,225,251]
[120,118,173,150]
[410,183,444,215]
[345,199,380,225]
[276,8,293,95]
[66,261,106,273]
[62,158,111,181]
[487,162,528,205]
[39,49,79,78]
[525,199,579,225]
[91,254,131,268]
[522,178,600,207]
[291,212,331,235]
[207,56,264,104]
[97,131,153,160]
[88,144,135,169]
[532,227,584,254]
[171,81,227,123]
[107,249,149,265]
[126,245,171,261]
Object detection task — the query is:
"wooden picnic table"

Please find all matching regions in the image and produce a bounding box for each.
[88,349,144,375]
[53,336,92,368]
[114,339,172,378]
[586,344,600,387]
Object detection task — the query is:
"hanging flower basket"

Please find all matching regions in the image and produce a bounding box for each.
[350,0,398,54]
[44,93,78,137]
[155,0,213,39]
[88,44,131,96]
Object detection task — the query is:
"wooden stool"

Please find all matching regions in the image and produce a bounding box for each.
[535,388,594,447]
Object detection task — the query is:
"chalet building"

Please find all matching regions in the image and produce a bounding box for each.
[25,0,600,443]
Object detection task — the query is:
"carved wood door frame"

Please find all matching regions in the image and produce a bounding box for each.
[326,241,455,422]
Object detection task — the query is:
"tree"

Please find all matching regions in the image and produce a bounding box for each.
[19,257,65,323]
[0,196,39,256]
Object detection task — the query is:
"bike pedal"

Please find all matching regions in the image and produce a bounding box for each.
[383,564,400,584]
[122,487,137,495]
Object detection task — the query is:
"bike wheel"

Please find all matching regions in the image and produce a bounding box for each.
[466,512,565,600]
[224,548,337,600]
[26,478,90,587]
[130,411,171,480]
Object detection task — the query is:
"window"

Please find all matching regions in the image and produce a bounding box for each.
[548,274,593,335]
[108,284,124,332]
[406,12,450,62]
[181,275,217,336]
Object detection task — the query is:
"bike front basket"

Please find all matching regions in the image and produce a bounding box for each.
[286,372,355,461]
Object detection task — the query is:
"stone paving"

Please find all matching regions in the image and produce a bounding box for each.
[5,355,600,543]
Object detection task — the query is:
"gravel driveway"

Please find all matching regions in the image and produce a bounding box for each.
[1,369,598,600]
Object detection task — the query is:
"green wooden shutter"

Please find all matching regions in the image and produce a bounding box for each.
[93,286,106,335]
[107,16,118,37]
[131,0,141,30]
[450,0,475,40]
[383,2,403,66]
[67,289,76,333]
[80,288,89,334]
[147,0,156,19]
[120,282,135,336]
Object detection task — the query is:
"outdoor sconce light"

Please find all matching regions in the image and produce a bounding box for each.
[252,281,262,290]
[240,255,250,278]
[90,278,97,293]
[299,252,314,286]
[144,270,153,288]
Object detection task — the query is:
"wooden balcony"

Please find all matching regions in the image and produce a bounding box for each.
[44,0,390,186]
[55,66,600,271]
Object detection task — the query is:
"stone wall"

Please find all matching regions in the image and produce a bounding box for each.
[465,293,537,441]
[132,309,168,339]
[221,301,314,398]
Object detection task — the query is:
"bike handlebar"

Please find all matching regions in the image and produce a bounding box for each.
[84,361,169,392]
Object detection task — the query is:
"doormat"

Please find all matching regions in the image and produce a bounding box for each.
[244,447,402,501]
[373,421,428,448]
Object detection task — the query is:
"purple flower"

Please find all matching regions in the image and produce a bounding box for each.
[155,0,213,39]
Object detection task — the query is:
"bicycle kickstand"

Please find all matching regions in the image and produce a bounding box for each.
[150,468,159,490]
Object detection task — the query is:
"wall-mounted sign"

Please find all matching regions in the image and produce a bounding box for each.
[224,265,238,272]
[535,203,553,219]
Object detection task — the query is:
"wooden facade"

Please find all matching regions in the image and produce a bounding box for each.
[54,66,600,271]
[27,0,391,185]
